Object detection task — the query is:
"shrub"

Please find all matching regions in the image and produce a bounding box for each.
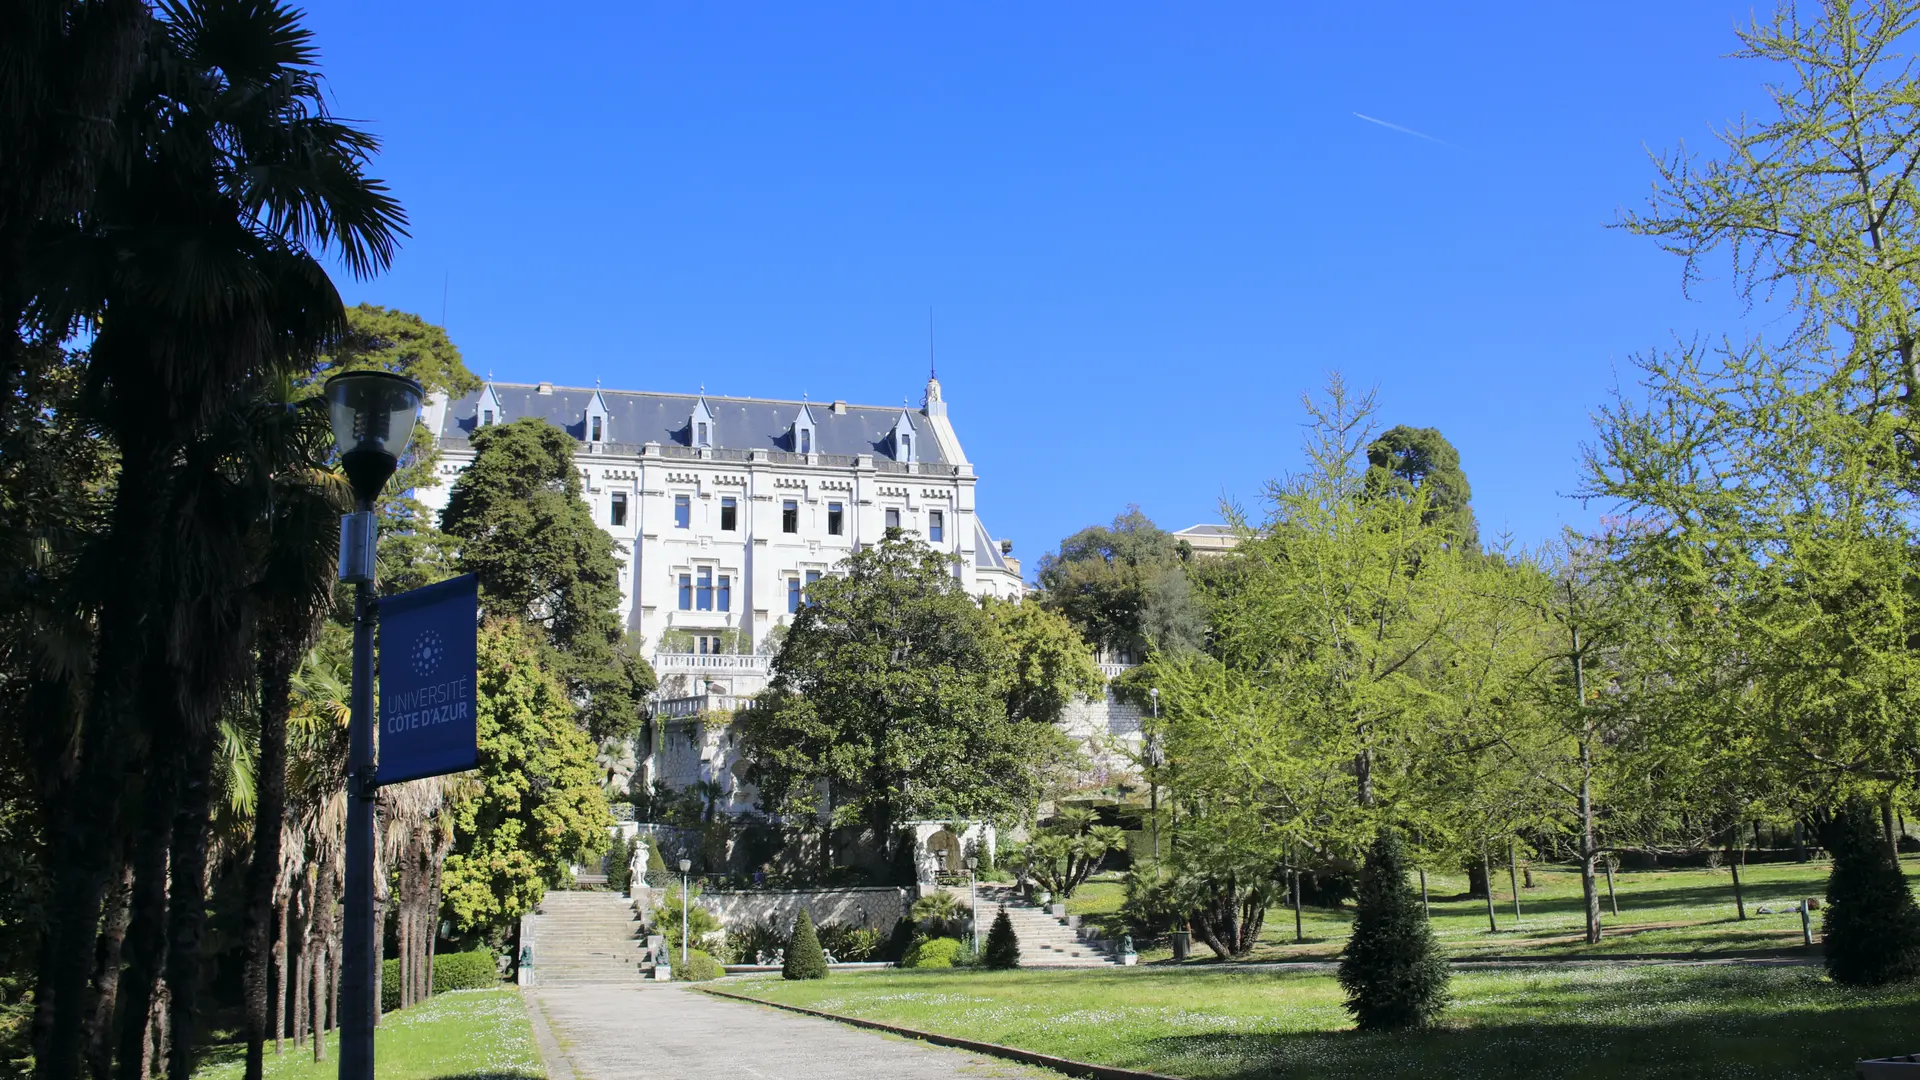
[1824,801,1920,986]
[983,907,1020,969]
[910,891,971,940]
[723,918,788,965]
[652,888,722,944]
[379,948,497,1013]
[884,916,917,964]
[783,908,828,980]
[607,835,634,893]
[903,936,963,969]
[815,922,882,962]
[1337,828,1449,1030]
[679,948,724,982]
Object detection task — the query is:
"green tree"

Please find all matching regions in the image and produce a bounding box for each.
[1365,425,1478,553]
[1338,828,1450,1030]
[743,533,1063,857]
[1036,507,1204,657]
[25,4,409,1076]
[441,417,654,739]
[983,907,1020,969]
[782,908,829,980]
[1822,801,1920,986]
[1019,807,1124,900]
[441,619,612,935]
[981,597,1105,726]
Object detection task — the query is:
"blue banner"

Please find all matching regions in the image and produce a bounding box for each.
[376,574,478,786]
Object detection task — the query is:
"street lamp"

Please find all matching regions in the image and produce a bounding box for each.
[1147,688,1163,860]
[965,855,979,952]
[678,858,692,973]
[323,370,423,1080]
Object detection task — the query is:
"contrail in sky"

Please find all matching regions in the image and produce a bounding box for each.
[1352,111,1451,147]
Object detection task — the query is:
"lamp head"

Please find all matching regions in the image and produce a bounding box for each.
[678,858,691,873]
[965,856,977,871]
[324,370,424,506]
[1149,687,1159,700]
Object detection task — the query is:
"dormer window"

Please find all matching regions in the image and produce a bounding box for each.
[800,428,812,454]
[475,383,506,431]
[790,405,817,457]
[689,397,717,449]
[888,410,919,463]
[590,415,602,442]
[482,409,494,426]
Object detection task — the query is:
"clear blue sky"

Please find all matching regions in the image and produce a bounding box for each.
[311,1,1771,572]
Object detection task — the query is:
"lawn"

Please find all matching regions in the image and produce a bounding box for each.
[1064,857,1920,963]
[193,989,541,1080]
[727,963,1920,1079]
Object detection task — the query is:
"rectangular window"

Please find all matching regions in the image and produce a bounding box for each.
[786,577,801,614]
[827,502,843,536]
[697,421,709,446]
[482,408,494,426]
[675,495,690,529]
[677,573,692,611]
[805,570,821,591]
[885,507,901,530]
[782,499,798,533]
[698,634,710,655]
[696,567,714,611]
[590,415,602,441]
[720,497,737,531]
[718,574,731,612]
[929,510,943,543]
[800,429,812,454]
[610,491,628,527]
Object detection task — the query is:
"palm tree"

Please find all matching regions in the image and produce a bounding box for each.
[27,2,405,1077]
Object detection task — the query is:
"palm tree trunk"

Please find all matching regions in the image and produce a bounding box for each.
[114,751,177,1080]
[271,897,288,1054]
[244,648,297,1080]
[85,859,133,1080]
[164,727,217,1080]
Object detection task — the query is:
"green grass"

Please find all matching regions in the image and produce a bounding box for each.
[193,989,541,1080]
[1058,857,1920,963]
[728,963,1920,1079]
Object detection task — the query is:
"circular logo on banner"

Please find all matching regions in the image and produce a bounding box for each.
[410,629,445,678]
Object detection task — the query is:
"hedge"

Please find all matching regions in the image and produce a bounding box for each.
[679,948,724,982]
[380,948,499,1013]
[902,936,963,969]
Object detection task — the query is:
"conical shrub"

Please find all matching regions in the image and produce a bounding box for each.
[783,907,829,980]
[984,906,1021,969]
[1337,828,1450,1030]
[1823,801,1920,986]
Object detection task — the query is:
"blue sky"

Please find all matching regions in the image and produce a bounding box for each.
[310,1,1773,573]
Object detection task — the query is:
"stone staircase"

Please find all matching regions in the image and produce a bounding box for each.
[526,890,655,986]
[973,884,1121,967]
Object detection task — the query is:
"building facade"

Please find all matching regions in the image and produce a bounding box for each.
[414,373,1030,813]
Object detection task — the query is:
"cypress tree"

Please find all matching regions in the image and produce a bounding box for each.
[1337,828,1450,1030]
[1823,800,1920,986]
[783,907,829,980]
[984,906,1021,969]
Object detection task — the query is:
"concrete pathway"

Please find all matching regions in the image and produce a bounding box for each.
[526,982,1052,1080]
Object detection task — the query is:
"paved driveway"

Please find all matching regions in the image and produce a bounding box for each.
[526,982,1050,1080]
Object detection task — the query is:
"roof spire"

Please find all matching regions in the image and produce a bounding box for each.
[928,307,936,382]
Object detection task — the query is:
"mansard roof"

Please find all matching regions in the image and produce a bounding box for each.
[439,384,952,464]
[973,518,1011,571]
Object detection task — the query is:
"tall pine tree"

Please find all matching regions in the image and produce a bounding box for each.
[1338,828,1450,1030]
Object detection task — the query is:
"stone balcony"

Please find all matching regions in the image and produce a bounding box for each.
[652,652,773,676]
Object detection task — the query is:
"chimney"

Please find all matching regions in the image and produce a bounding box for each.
[831,400,847,415]
[538,381,554,395]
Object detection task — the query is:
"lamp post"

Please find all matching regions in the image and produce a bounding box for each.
[678,858,692,972]
[1147,688,1163,860]
[324,370,424,1080]
[965,855,979,952]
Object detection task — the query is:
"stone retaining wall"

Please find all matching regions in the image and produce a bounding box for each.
[688,886,908,932]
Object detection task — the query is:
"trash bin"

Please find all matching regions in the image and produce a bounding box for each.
[1170,931,1191,961]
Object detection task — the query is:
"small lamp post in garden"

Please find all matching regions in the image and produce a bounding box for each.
[678,858,692,971]
[965,855,979,952]
[324,370,424,1080]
